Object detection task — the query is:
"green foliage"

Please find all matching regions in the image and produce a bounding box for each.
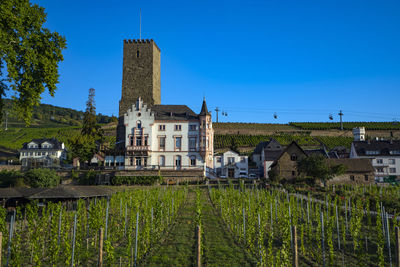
[214,134,319,149]
[112,175,161,185]
[297,154,346,185]
[77,170,96,185]
[0,0,67,125]
[0,170,25,187]
[67,134,97,164]
[24,168,60,187]
[290,121,400,130]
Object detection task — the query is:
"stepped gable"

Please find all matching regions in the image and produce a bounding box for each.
[151,105,198,120]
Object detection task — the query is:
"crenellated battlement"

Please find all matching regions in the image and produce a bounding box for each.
[123,39,161,51]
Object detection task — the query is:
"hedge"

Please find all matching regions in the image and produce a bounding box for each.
[112,175,161,186]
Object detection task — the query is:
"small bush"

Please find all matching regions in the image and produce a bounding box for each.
[112,175,161,186]
[24,168,60,188]
[77,170,96,185]
[0,170,26,187]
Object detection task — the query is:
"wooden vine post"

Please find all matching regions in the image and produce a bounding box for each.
[396,227,400,267]
[292,226,298,267]
[0,232,2,266]
[197,225,201,267]
[98,228,104,267]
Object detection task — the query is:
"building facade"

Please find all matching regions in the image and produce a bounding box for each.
[116,97,213,170]
[349,127,400,181]
[214,150,248,178]
[19,138,66,168]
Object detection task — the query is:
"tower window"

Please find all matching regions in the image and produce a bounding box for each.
[137,50,140,58]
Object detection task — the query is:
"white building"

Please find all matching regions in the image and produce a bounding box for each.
[350,128,400,181]
[19,138,67,168]
[110,97,214,170]
[214,150,248,178]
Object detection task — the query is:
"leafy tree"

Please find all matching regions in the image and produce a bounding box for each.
[297,154,346,186]
[0,0,67,124]
[67,134,97,165]
[24,168,60,187]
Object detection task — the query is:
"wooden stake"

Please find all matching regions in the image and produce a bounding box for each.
[197,225,201,267]
[98,228,104,267]
[292,226,298,267]
[396,227,400,267]
[0,232,2,267]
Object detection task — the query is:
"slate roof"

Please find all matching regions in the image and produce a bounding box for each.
[353,140,400,157]
[199,98,209,115]
[328,146,350,159]
[264,150,284,161]
[327,158,374,173]
[254,138,282,154]
[21,138,63,150]
[152,105,199,121]
[0,186,113,199]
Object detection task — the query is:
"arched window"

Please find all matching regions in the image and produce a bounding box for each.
[137,50,140,58]
[290,153,297,161]
[137,120,142,129]
[159,155,165,167]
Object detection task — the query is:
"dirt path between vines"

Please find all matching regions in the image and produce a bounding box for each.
[201,189,257,267]
[143,190,197,266]
[143,188,255,266]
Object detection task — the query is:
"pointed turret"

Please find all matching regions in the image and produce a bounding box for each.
[200,97,209,115]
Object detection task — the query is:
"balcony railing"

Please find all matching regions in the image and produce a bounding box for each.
[126,146,150,151]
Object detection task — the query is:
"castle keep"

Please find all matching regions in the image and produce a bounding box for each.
[119,39,161,116]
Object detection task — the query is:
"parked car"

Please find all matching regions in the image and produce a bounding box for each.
[219,174,227,179]
[248,173,257,179]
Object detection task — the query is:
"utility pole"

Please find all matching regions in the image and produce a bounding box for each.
[215,107,220,123]
[338,110,344,130]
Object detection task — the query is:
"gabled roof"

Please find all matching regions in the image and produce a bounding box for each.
[152,105,199,121]
[22,138,63,150]
[327,158,374,173]
[254,138,282,154]
[270,141,307,167]
[352,140,400,157]
[264,150,284,161]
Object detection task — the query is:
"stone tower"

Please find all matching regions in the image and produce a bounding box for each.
[119,39,161,116]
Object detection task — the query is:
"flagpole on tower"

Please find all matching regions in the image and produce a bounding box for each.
[139,9,142,40]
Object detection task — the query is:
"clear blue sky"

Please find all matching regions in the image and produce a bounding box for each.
[28,0,400,123]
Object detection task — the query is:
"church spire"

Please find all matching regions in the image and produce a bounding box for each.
[200,97,209,115]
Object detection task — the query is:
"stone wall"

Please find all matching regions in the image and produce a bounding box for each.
[327,172,374,185]
[0,165,21,171]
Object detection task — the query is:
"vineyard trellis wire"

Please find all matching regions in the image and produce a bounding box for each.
[1,187,187,266]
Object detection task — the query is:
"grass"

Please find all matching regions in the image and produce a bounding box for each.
[143,190,197,266]
[201,189,257,266]
[143,188,256,266]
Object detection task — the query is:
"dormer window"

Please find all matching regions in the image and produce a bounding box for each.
[366,150,380,155]
[290,154,297,161]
